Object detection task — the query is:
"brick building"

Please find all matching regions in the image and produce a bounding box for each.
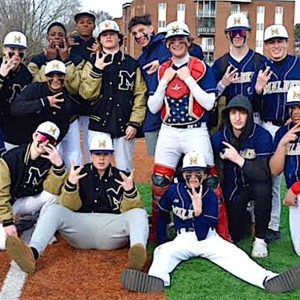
[118,0,295,64]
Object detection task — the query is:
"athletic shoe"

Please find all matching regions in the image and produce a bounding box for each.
[265,229,280,244]
[121,269,164,293]
[5,236,36,274]
[128,243,147,270]
[251,240,268,258]
[264,266,300,293]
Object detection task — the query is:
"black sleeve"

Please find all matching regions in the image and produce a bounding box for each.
[242,158,271,182]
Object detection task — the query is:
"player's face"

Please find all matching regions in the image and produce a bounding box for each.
[290,106,300,123]
[47,26,66,48]
[75,16,95,38]
[91,153,112,173]
[183,171,206,189]
[229,108,248,132]
[3,47,26,68]
[99,31,119,51]
[130,24,154,47]
[265,38,288,61]
[166,36,190,59]
[46,74,65,92]
[227,29,249,48]
[33,132,56,154]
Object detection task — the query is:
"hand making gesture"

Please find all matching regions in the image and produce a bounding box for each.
[187,185,203,217]
[278,122,300,148]
[221,64,239,87]
[94,50,113,70]
[255,66,272,94]
[220,141,245,167]
[47,92,64,109]
[0,56,16,77]
[115,170,135,192]
[143,60,159,75]
[68,161,87,185]
[41,143,63,167]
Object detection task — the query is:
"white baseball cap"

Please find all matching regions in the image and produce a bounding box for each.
[3,31,27,49]
[44,60,66,76]
[225,13,250,32]
[182,151,207,172]
[98,20,120,35]
[36,121,60,142]
[264,24,289,42]
[90,133,114,154]
[165,21,190,39]
[286,86,300,107]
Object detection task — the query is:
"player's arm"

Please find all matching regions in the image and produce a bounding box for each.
[43,164,68,195]
[27,61,46,82]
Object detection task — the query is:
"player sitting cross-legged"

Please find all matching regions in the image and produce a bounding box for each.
[121,151,300,294]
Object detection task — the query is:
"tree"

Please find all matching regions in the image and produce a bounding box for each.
[295,23,300,42]
[0,0,81,59]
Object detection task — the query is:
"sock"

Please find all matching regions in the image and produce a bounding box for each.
[255,237,265,243]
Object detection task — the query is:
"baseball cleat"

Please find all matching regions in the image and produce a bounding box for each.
[121,269,164,293]
[251,240,268,258]
[264,266,300,293]
[5,236,36,274]
[128,243,147,270]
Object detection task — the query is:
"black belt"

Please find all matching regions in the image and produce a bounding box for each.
[166,121,205,129]
[264,120,285,127]
[177,227,195,234]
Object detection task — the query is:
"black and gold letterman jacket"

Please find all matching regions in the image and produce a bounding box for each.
[0,144,67,226]
[79,50,147,138]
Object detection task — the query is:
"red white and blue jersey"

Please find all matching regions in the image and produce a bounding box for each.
[211,124,273,202]
[157,182,218,244]
[251,55,300,123]
[274,123,300,189]
[158,57,216,126]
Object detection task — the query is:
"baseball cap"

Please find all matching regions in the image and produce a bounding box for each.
[74,11,96,23]
[165,21,190,39]
[90,133,114,154]
[98,20,120,36]
[44,60,66,76]
[182,151,207,172]
[264,24,289,42]
[225,13,250,32]
[286,86,300,107]
[36,121,60,142]
[3,31,27,49]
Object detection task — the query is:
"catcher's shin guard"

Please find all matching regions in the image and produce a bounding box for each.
[149,165,174,243]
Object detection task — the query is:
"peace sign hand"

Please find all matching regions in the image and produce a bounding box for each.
[0,56,16,77]
[187,186,203,217]
[220,141,245,167]
[58,38,71,62]
[279,122,300,148]
[255,66,272,94]
[47,92,64,109]
[68,161,87,185]
[94,50,113,70]
[115,170,135,192]
[221,64,239,87]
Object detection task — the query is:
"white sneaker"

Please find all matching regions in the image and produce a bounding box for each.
[251,240,268,258]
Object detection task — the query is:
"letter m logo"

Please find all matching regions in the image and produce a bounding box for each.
[118,71,135,91]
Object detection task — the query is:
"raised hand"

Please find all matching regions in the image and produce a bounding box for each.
[125,125,137,140]
[255,66,272,94]
[279,123,300,148]
[68,161,87,185]
[47,92,64,109]
[87,40,101,54]
[0,56,16,77]
[143,60,159,75]
[67,31,80,47]
[177,66,191,81]
[58,38,70,61]
[115,170,135,192]
[41,143,63,167]
[162,66,176,83]
[94,50,113,70]
[187,186,203,217]
[220,141,245,167]
[221,65,239,87]
[43,40,58,60]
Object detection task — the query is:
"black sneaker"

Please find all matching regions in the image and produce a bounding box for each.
[264,266,300,293]
[265,229,280,244]
[121,269,164,293]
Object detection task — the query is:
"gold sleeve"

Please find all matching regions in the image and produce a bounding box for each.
[129,67,147,125]
[58,183,82,211]
[0,159,13,223]
[120,188,144,213]
[43,166,68,195]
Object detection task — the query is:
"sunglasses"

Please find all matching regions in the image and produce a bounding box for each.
[228,29,247,38]
[8,51,25,59]
[38,134,57,146]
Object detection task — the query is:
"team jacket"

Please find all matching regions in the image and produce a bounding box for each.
[0,59,33,144]
[251,55,300,124]
[10,82,80,143]
[158,57,216,125]
[28,52,84,95]
[0,143,67,225]
[157,182,218,244]
[70,36,96,61]
[213,49,267,104]
[79,50,147,138]
[274,123,300,189]
[59,163,144,214]
[211,97,273,202]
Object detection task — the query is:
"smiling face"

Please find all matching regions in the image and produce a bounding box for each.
[265,38,288,61]
[47,25,66,48]
[166,36,190,59]
[183,170,206,189]
[290,106,300,123]
[46,73,65,92]
[130,23,154,47]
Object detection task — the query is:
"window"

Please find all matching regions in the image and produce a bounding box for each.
[275,6,283,25]
[177,3,186,22]
[231,4,240,14]
[158,3,167,32]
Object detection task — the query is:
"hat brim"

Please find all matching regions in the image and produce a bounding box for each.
[286,102,300,107]
[165,32,190,39]
[74,12,96,22]
[45,71,66,76]
[90,150,114,154]
[225,26,250,32]
[264,36,288,42]
[4,44,26,49]
[181,166,206,172]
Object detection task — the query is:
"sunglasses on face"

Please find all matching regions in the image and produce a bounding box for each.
[228,29,247,38]
[8,51,25,59]
[38,134,57,146]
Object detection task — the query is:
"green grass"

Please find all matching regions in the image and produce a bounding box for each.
[137,183,300,300]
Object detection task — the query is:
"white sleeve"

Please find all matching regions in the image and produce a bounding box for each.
[184,76,216,111]
[147,79,168,114]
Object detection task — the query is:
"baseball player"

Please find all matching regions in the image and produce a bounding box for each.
[121,151,300,294]
[79,20,147,173]
[10,60,80,169]
[251,24,300,243]
[5,133,149,274]
[211,95,273,257]
[147,21,216,241]
[0,121,66,250]
[0,31,33,150]
[270,86,300,255]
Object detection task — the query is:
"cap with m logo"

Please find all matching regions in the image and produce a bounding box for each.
[3,31,27,49]
[287,86,300,107]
